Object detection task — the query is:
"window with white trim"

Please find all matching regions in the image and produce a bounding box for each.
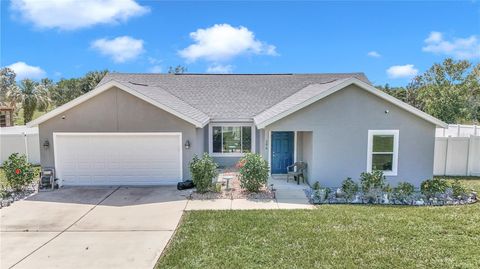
[211,125,253,155]
[367,130,399,176]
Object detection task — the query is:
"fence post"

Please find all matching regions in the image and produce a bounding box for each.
[466,135,473,176]
[23,132,29,163]
[444,137,450,176]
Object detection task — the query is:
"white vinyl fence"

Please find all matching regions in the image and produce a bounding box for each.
[0,126,40,165]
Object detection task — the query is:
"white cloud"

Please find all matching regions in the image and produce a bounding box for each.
[149,65,162,73]
[206,64,234,74]
[179,24,277,62]
[367,51,381,58]
[10,0,149,30]
[422,31,480,59]
[91,36,144,63]
[386,64,418,79]
[7,61,46,80]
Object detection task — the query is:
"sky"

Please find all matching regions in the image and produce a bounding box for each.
[1,0,479,86]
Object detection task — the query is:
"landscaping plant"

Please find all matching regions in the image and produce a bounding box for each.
[237,153,269,192]
[312,181,320,190]
[420,178,448,200]
[393,182,415,204]
[2,153,36,191]
[360,171,386,203]
[450,179,466,199]
[189,153,218,193]
[341,177,359,202]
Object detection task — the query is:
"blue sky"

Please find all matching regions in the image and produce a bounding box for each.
[1,0,479,86]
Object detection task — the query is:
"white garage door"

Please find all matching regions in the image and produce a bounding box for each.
[54,133,182,186]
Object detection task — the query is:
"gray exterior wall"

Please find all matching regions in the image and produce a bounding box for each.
[264,84,436,187]
[38,87,204,180]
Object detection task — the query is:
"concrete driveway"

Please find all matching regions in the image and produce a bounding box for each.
[1,186,188,269]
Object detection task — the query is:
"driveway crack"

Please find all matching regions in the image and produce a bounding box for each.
[9,186,121,269]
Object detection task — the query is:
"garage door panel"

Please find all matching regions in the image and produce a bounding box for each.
[54,133,182,186]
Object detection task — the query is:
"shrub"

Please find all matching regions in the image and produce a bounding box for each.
[450,179,466,198]
[237,153,269,192]
[360,171,386,203]
[341,177,359,201]
[189,153,218,193]
[312,181,321,190]
[420,178,448,199]
[393,182,414,204]
[2,153,36,191]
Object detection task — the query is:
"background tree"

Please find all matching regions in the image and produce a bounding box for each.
[7,79,51,124]
[168,65,188,74]
[0,67,17,107]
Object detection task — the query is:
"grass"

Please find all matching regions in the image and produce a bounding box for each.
[157,178,480,269]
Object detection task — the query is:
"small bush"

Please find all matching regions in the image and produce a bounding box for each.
[393,182,414,204]
[189,153,218,193]
[360,171,386,203]
[237,153,269,192]
[341,177,359,202]
[312,181,321,190]
[420,178,448,199]
[2,153,36,191]
[451,179,466,198]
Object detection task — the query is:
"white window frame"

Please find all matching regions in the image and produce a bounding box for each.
[209,123,255,157]
[367,130,399,176]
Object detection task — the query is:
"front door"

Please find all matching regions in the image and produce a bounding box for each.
[271,132,294,174]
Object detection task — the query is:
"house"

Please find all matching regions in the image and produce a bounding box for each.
[0,106,14,127]
[27,73,447,187]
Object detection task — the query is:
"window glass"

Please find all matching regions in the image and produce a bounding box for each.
[373,135,394,152]
[222,127,241,153]
[372,154,393,171]
[242,126,251,153]
[211,126,252,154]
[212,127,222,153]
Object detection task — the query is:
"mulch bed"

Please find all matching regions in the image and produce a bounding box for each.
[189,172,275,200]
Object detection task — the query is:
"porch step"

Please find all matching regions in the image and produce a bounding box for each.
[275,189,307,199]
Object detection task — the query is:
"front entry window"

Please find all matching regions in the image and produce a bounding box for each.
[367,130,399,176]
[211,125,253,155]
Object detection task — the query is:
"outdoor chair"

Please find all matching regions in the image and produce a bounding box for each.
[287,162,307,185]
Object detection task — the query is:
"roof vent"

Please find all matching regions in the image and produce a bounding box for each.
[128,81,148,86]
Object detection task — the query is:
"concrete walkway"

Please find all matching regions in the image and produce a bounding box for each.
[186,177,313,210]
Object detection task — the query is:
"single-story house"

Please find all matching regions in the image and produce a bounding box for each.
[28,73,447,187]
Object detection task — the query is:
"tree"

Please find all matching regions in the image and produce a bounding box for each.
[7,79,50,124]
[0,67,17,107]
[414,58,477,123]
[168,65,187,74]
[81,70,108,94]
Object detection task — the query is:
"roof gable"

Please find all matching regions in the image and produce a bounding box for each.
[27,80,210,128]
[254,78,447,128]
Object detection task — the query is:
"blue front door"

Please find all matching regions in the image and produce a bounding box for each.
[271,132,294,174]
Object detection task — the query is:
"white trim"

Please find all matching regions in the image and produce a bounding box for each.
[268,130,272,175]
[366,130,399,176]
[254,78,447,129]
[208,123,256,157]
[53,132,183,186]
[294,131,297,163]
[27,80,208,128]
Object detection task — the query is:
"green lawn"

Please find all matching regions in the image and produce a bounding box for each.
[157,178,480,269]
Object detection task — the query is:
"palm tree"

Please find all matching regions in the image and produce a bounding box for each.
[7,79,51,124]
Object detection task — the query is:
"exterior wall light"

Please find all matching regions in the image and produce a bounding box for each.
[185,140,191,149]
[43,140,50,150]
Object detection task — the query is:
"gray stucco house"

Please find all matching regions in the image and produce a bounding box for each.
[28,73,447,187]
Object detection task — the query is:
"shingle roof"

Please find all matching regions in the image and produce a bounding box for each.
[98,73,370,120]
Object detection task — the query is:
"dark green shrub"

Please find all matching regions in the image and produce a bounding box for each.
[393,182,414,204]
[341,177,359,201]
[189,153,218,193]
[2,153,36,191]
[312,181,321,190]
[420,178,448,199]
[451,179,466,198]
[360,171,386,202]
[237,153,269,192]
